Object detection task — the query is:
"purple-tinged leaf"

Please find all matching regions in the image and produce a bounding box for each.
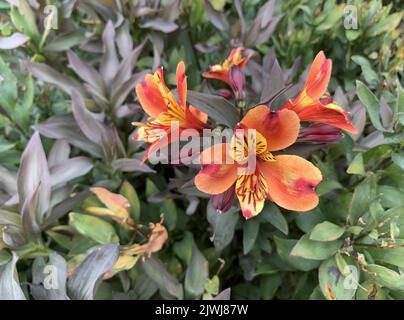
[67,244,120,300]
[139,257,183,300]
[214,288,231,300]
[48,140,71,168]
[204,0,229,31]
[22,61,85,97]
[67,50,106,96]
[115,21,133,59]
[41,190,91,230]
[31,253,69,300]
[255,15,283,45]
[17,131,51,222]
[259,58,284,104]
[164,0,180,22]
[0,165,17,195]
[111,71,148,109]
[150,33,164,70]
[257,0,276,28]
[100,21,119,86]
[380,97,393,130]
[111,158,155,173]
[43,31,86,52]
[21,184,41,240]
[110,40,147,97]
[0,33,29,49]
[0,253,26,300]
[140,18,178,33]
[71,91,108,145]
[187,90,239,127]
[50,157,93,187]
[34,115,103,158]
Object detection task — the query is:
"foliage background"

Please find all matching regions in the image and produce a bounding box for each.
[0,0,403,300]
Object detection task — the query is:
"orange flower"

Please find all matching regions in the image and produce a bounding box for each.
[194,105,322,219]
[202,47,252,84]
[133,62,208,160]
[282,51,358,134]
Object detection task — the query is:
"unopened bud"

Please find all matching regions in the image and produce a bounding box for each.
[298,124,343,143]
[211,185,235,213]
[228,65,246,101]
[216,88,234,99]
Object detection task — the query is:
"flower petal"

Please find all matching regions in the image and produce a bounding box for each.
[189,105,208,123]
[135,74,167,118]
[259,155,322,211]
[195,143,238,195]
[176,61,187,108]
[304,51,332,101]
[241,105,300,151]
[235,172,268,219]
[202,69,228,83]
[297,102,358,134]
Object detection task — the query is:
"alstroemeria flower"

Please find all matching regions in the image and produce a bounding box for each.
[202,47,252,84]
[133,61,208,160]
[282,51,358,134]
[195,105,322,219]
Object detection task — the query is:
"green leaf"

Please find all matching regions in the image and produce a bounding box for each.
[10,1,40,43]
[367,264,404,291]
[205,275,219,295]
[161,199,177,231]
[290,234,343,260]
[368,12,403,36]
[396,83,404,125]
[140,257,183,300]
[351,55,378,86]
[378,185,404,208]
[347,153,365,175]
[295,207,325,233]
[310,221,345,242]
[367,247,404,268]
[185,244,208,299]
[356,81,392,132]
[319,256,358,300]
[69,212,119,244]
[120,181,141,222]
[243,219,260,255]
[355,280,388,300]
[43,31,86,52]
[173,231,194,265]
[348,173,377,224]
[392,152,404,171]
[260,203,288,235]
[0,56,18,111]
[273,236,320,271]
[207,203,239,251]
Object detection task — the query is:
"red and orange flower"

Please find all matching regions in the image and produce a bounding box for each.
[202,47,252,84]
[282,51,357,134]
[133,62,208,160]
[194,105,322,219]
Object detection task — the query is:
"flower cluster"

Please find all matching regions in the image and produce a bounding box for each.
[133,49,357,219]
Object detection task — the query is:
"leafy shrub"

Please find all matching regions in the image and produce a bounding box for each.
[0,0,403,300]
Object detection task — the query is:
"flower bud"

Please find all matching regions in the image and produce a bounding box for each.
[211,185,235,213]
[228,65,246,101]
[298,123,343,143]
[216,88,234,99]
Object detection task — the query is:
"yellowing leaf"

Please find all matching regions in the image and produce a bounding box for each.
[123,223,168,256]
[89,187,131,224]
[104,254,139,279]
